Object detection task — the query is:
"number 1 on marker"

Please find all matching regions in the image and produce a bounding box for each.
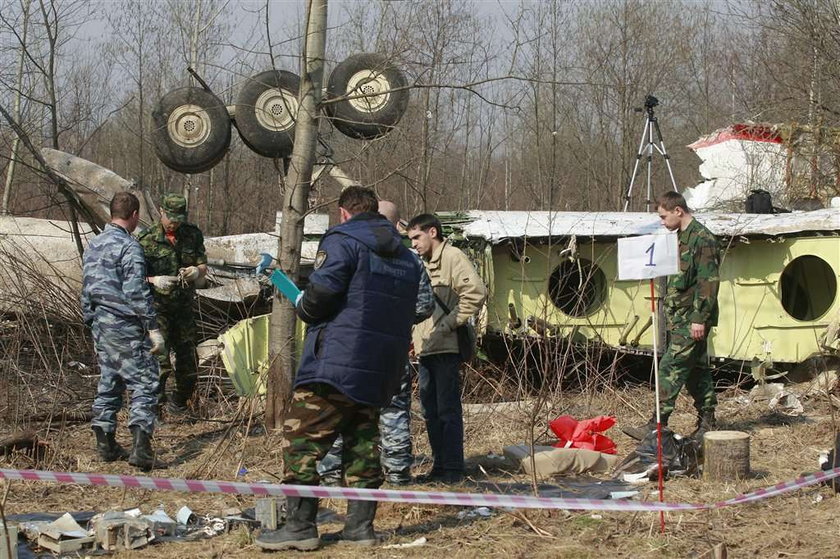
[645,243,655,266]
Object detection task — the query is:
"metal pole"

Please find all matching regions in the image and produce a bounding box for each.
[650,278,665,533]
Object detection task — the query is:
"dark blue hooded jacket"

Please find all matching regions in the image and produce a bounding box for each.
[294,212,422,406]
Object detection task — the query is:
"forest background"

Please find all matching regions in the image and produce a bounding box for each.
[2,0,839,236]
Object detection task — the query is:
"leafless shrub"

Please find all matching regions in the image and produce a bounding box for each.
[0,243,95,430]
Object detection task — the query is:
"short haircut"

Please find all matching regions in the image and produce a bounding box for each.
[338,186,378,214]
[656,191,690,213]
[110,192,140,220]
[406,213,443,240]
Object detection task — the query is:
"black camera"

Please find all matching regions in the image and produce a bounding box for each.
[644,95,659,109]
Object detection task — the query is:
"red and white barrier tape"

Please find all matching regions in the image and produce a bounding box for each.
[1,467,838,512]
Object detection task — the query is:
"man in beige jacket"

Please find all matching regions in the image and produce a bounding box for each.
[407,214,486,483]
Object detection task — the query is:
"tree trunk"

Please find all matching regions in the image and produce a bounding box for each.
[266,0,327,431]
[2,0,32,216]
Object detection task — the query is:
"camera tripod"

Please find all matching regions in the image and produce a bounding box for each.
[622,95,678,212]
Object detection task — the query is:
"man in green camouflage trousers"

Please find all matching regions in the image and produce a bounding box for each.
[138,194,207,415]
[284,385,381,488]
[624,191,720,441]
[255,187,422,553]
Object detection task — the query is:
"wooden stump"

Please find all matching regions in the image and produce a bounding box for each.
[703,430,750,481]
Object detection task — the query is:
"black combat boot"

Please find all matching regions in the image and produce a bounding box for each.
[622,413,670,441]
[92,426,128,462]
[128,426,155,472]
[340,500,378,545]
[416,467,444,483]
[255,497,320,551]
[438,470,465,484]
[689,410,717,441]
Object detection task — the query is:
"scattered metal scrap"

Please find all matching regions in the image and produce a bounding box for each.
[11,502,271,555]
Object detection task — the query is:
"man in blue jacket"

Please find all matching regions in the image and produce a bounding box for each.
[256,186,423,552]
[316,199,434,486]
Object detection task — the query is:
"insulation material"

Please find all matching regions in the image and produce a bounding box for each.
[683,124,790,211]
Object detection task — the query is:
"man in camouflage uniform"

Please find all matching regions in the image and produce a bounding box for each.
[624,191,720,441]
[255,187,422,552]
[317,200,434,486]
[82,192,164,471]
[138,194,207,415]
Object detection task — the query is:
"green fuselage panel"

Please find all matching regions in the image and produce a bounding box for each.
[485,235,839,365]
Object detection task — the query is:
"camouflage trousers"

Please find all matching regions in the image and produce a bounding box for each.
[90,312,160,434]
[283,383,383,489]
[658,321,717,418]
[155,303,198,407]
[317,364,412,483]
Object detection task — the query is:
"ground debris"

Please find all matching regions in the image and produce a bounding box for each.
[382,536,427,549]
[35,513,95,554]
[90,511,153,551]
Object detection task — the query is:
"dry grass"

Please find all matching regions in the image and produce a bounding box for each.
[1,250,838,557]
[0,379,838,558]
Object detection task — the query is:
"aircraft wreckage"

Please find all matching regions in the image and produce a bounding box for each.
[442,208,839,370]
[0,149,838,387]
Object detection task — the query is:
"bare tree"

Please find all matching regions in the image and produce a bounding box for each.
[1,0,32,215]
[105,1,160,190]
[266,0,328,429]
[0,0,96,254]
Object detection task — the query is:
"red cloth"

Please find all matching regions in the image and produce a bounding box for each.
[549,415,617,455]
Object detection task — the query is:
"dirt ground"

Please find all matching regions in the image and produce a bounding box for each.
[2,382,839,558]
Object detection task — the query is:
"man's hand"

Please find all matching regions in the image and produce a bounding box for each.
[439,313,458,332]
[179,266,201,283]
[149,329,165,355]
[690,323,706,341]
[150,276,179,293]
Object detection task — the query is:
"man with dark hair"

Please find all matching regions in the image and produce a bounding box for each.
[656,190,689,212]
[256,186,423,552]
[624,191,721,441]
[82,192,163,471]
[336,185,378,214]
[317,200,434,486]
[139,194,207,417]
[407,213,486,484]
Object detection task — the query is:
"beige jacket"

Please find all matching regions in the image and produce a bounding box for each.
[412,239,487,356]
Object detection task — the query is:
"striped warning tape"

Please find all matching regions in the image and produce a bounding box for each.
[0,467,838,512]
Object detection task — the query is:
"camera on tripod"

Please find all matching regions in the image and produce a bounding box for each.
[624,93,677,211]
[635,94,659,113]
